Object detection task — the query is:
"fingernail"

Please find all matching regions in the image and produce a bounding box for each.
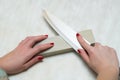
[38,56,44,60]
[76,33,80,37]
[50,42,54,46]
[77,49,81,53]
[44,35,48,37]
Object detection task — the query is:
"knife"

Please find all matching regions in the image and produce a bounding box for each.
[43,10,90,52]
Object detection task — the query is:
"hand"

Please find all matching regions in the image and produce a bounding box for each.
[76,33,119,79]
[0,35,54,75]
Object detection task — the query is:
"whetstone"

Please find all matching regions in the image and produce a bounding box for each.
[36,29,95,57]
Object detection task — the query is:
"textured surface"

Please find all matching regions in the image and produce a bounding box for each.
[0,0,120,80]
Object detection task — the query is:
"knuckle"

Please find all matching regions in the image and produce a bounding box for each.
[28,37,36,42]
[33,46,42,52]
[104,46,116,52]
[95,42,101,47]
[104,45,109,48]
[103,46,109,49]
[104,46,111,49]
[112,48,115,51]
[88,48,94,52]
[95,42,101,45]
[81,39,85,43]
[22,66,27,71]
[19,40,24,45]
[111,48,116,52]
[26,36,34,39]
[39,35,46,40]
[81,41,86,46]
[40,35,45,38]
[26,36,31,39]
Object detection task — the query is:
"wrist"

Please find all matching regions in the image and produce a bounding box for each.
[99,66,119,75]
[97,67,119,80]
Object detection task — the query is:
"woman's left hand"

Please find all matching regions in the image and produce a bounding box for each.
[0,35,54,75]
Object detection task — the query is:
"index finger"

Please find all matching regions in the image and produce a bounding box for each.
[26,35,48,47]
[76,33,92,52]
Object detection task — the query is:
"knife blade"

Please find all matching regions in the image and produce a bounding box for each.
[43,10,90,52]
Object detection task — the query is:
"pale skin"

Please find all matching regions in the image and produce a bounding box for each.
[76,33,119,80]
[0,34,119,80]
[0,35,54,74]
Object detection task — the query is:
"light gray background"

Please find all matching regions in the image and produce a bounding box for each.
[0,0,120,80]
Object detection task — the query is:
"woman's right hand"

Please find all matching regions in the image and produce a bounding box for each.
[76,33,119,80]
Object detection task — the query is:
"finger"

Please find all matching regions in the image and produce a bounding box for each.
[76,33,92,52]
[94,42,101,47]
[24,43,54,62]
[19,36,31,46]
[23,56,44,70]
[78,49,90,64]
[26,35,48,47]
[32,42,54,54]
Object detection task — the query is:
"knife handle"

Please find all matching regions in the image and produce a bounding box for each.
[36,29,95,57]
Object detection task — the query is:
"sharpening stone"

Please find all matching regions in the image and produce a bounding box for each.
[36,29,95,57]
